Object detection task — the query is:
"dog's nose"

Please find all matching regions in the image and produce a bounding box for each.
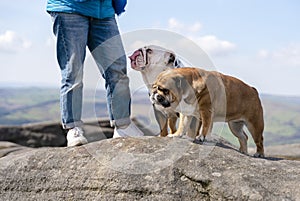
[156,94,165,102]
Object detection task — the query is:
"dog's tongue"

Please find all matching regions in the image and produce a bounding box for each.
[129,50,141,61]
[129,49,146,70]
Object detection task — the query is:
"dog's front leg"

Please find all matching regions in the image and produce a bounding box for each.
[186,116,201,139]
[168,114,192,138]
[153,106,168,137]
[168,115,178,134]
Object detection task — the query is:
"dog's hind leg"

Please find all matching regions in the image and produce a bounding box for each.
[228,121,248,154]
[245,118,264,157]
[196,110,213,142]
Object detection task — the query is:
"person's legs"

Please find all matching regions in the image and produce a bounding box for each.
[87,17,131,127]
[88,17,143,137]
[51,12,89,129]
[51,12,89,146]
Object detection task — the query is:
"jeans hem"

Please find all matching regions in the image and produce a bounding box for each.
[110,117,131,128]
[62,120,84,129]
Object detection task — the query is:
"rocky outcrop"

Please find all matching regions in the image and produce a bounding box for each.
[0,121,66,147]
[263,143,300,161]
[0,141,33,158]
[1,136,299,201]
[0,118,152,148]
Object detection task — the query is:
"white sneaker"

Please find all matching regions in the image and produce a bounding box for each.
[113,122,144,138]
[67,127,88,147]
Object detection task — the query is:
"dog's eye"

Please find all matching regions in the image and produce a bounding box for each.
[163,89,169,95]
[146,48,153,54]
[158,86,169,95]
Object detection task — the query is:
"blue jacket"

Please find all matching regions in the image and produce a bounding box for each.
[46,0,116,19]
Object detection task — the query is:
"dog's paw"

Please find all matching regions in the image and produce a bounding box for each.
[182,135,194,142]
[196,135,205,142]
[253,152,265,158]
[168,133,182,138]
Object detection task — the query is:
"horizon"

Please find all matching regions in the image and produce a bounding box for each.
[1,84,300,98]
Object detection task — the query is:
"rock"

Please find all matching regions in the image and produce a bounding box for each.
[0,121,66,147]
[0,137,299,201]
[0,141,32,158]
[0,118,154,148]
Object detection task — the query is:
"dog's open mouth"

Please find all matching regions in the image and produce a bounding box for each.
[129,49,146,70]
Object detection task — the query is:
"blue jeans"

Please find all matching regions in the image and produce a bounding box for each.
[50,12,131,129]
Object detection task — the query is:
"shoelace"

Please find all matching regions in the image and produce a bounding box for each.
[72,128,82,137]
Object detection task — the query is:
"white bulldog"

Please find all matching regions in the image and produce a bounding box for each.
[129,45,183,136]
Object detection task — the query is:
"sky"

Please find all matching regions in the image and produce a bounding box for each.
[0,0,300,96]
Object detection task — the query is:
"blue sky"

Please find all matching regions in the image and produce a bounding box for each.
[0,0,300,96]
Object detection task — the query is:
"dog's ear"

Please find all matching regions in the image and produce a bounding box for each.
[165,52,184,68]
[174,75,185,91]
[173,75,191,103]
[164,52,176,67]
[174,58,184,68]
[174,75,199,105]
[168,53,175,64]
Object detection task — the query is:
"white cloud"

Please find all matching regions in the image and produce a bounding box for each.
[128,40,167,51]
[273,44,300,66]
[45,36,56,48]
[168,18,184,30]
[165,18,236,57]
[0,30,31,53]
[258,44,300,67]
[257,49,269,58]
[167,18,202,34]
[191,35,236,56]
[188,22,202,33]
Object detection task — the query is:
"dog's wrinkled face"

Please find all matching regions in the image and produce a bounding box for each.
[150,68,203,114]
[129,45,183,71]
[150,71,182,109]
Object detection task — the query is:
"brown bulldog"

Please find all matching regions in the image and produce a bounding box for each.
[150,67,264,157]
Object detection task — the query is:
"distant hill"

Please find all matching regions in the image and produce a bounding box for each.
[215,94,300,147]
[0,88,109,125]
[0,87,299,147]
[261,94,300,145]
